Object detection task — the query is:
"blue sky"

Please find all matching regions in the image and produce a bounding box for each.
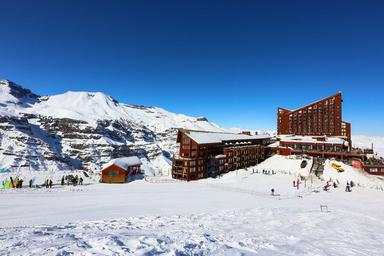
[0,0,383,135]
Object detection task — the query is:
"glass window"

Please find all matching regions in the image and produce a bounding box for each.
[108,170,119,177]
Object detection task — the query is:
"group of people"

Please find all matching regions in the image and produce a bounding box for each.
[323,179,355,192]
[1,177,24,189]
[1,174,85,189]
[345,181,355,192]
[293,178,302,190]
[45,179,54,188]
[61,175,83,186]
[262,169,275,175]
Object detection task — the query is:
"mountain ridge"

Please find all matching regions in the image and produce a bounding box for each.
[0,79,229,174]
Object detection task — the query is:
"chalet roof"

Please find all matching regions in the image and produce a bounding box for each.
[103,156,142,170]
[182,129,270,144]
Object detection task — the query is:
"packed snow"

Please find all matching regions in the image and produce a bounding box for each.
[1,156,384,255]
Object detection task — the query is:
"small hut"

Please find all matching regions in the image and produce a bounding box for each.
[101,156,142,183]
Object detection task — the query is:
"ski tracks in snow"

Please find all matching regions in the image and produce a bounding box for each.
[1,208,383,256]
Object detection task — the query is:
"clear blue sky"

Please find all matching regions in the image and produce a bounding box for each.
[0,0,383,135]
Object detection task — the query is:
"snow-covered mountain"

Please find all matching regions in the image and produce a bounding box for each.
[2,79,383,175]
[0,80,229,174]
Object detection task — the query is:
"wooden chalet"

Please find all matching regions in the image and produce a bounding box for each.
[101,156,142,183]
[172,129,271,180]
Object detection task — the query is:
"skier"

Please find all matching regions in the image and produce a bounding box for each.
[271,188,275,196]
[61,176,65,186]
[79,177,83,185]
[45,179,49,188]
[49,179,53,188]
[293,180,296,188]
[29,179,33,188]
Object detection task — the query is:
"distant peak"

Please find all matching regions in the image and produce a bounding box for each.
[0,79,40,99]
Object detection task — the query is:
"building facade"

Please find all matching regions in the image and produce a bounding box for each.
[277,92,351,144]
[101,156,142,183]
[172,129,271,180]
[270,135,367,160]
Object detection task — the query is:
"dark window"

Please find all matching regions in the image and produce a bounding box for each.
[108,170,120,177]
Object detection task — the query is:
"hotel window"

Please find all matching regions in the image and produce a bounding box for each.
[182,135,191,144]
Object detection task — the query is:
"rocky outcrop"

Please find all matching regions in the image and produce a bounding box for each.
[0,79,223,173]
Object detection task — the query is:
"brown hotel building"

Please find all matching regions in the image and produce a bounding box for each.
[277,92,351,143]
[172,129,270,180]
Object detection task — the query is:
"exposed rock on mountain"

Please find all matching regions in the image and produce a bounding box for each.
[0,79,226,174]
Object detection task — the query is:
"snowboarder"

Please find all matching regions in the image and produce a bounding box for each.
[345,182,351,192]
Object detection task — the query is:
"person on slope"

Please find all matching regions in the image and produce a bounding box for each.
[10,177,14,188]
[61,176,65,186]
[29,179,33,188]
[49,179,53,188]
[345,182,351,192]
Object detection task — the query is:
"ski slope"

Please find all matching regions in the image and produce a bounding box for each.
[1,156,384,255]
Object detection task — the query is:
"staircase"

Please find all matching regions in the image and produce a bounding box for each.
[311,157,325,178]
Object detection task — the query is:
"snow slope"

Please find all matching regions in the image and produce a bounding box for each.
[1,165,384,255]
[254,154,313,177]
[322,159,383,189]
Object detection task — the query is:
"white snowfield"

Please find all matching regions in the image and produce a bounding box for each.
[1,156,384,255]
